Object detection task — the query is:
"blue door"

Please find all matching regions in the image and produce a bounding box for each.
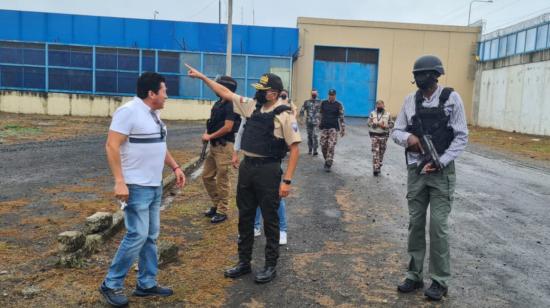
[313,47,378,117]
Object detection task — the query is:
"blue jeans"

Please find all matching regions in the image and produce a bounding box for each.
[254,199,287,232]
[104,184,162,289]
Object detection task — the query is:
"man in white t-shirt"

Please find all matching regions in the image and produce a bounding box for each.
[99,72,185,307]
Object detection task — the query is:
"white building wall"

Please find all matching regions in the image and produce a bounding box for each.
[478,60,550,136]
[0,91,213,120]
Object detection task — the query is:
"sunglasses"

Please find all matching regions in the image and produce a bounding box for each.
[150,111,166,140]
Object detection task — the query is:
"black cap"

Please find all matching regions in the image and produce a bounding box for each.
[251,73,283,91]
[215,75,237,92]
[328,89,336,95]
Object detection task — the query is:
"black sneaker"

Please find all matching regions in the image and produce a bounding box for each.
[424,280,448,301]
[133,285,174,297]
[397,278,424,293]
[204,207,217,218]
[308,149,312,155]
[312,152,318,156]
[99,282,129,307]
[211,213,227,224]
[373,170,380,176]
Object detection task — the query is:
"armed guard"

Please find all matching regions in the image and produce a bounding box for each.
[367,100,393,176]
[186,64,301,284]
[318,89,345,172]
[391,55,468,301]
[299,89,322,155]
[202,76,241,224]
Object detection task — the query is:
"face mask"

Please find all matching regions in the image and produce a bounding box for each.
[254,90,267,105]
[377,107,384,112]
[414,72,437,90]
[312,94,317,99]
[281,94,288,100]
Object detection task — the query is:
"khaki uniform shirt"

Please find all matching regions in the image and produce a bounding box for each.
[232,94,301,157]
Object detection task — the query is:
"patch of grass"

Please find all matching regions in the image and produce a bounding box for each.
[0,241,14,251]
[0,125,41,137]
[469,125,550,161]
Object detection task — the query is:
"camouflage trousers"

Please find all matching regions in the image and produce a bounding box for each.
[370,135,388,172]
[320,128,338,165]
[306,123,319,153]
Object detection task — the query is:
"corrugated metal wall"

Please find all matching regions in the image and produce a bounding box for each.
[0,9,298,57]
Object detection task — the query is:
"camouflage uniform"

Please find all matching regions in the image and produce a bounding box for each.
[299,98,322,154]
[368,109,393,173]
[318,100,345,167]
[319,128,339,163]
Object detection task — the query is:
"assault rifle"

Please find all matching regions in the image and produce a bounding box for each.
[415,134,443,175]
[408,114,443,175]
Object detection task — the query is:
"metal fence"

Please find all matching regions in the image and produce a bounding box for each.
[478,21,550,62]
[0,40,293,100]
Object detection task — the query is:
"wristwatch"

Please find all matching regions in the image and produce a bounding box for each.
[282,179,292,185]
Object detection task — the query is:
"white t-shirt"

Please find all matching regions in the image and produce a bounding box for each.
[109,97,167,187]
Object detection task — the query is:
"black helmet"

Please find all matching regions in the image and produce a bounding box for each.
[215,75,237,92]
[412,55,444,75]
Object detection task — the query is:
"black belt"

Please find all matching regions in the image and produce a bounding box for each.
[129,137,166,144]
[243,156,281,165]
[369,132,389,137]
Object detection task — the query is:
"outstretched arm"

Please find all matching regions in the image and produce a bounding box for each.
[185,64,234,102]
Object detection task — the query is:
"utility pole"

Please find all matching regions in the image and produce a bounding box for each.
[226,0,233,76]
[468,0,493,25]
[218,0,221,24]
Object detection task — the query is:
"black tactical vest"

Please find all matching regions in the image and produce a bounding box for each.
[407,87,455,154]
[241,105,292,159]
[206,99,240,144]
[320,100,342,130]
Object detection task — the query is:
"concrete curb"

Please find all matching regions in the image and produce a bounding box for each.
[56,154,205,268]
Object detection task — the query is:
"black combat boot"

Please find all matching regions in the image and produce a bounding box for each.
[204,207,217,218]
[424,280,448,300]
[397,278,424,293]
[211,213,227,224]
[254,265,277,283]
[224,261,252,278]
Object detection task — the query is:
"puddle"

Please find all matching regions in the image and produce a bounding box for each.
[323,208,341,218]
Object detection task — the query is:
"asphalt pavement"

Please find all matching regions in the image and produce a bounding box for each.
[226,118,550,307]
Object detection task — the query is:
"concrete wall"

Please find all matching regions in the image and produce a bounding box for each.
[0,91,213,120]
[477,60,550,136]
[292,18,480,122]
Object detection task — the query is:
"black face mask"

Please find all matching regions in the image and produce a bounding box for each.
[311,94,317,99]
[281,94,288,100]
[254,90,267,105]
[414,72,438,90]
[377,107,384,112]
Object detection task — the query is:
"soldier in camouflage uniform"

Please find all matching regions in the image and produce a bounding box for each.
[367,100,393,176]
[318,89,345,172]
[299,89,322,155]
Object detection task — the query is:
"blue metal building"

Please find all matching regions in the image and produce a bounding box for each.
[0,9,298,99]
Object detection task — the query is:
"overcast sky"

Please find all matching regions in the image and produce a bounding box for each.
[2,0,550,33]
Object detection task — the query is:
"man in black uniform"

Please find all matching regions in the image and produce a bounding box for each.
[318,89,345,172]
[202,76,241,224]
[185,64,301,284]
